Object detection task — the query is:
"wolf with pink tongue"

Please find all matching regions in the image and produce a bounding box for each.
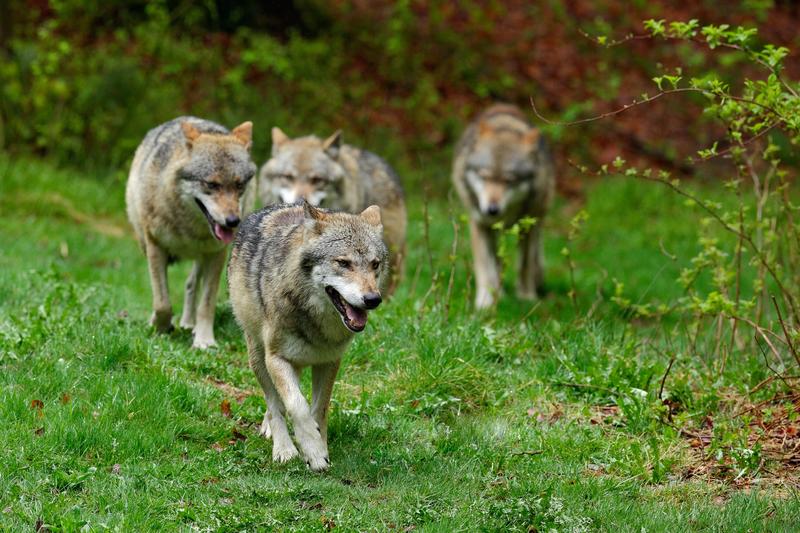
[126,116,257,348]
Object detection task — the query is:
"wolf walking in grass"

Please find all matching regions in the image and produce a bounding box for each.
[452,104,555,309]
[126,117,256,348]
[228,201,387,471]
[257,128,406,293]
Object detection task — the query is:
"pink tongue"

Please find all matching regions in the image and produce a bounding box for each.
[214,223,235,244]
[344,302,367,329]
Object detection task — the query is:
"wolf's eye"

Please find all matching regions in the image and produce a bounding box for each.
[371,260,380,270]
[309,176,326,187]
[205,181,222,191]
[336,259,352,269]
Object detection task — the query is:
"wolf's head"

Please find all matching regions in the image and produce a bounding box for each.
[179,121,257,244]
[261,128,347,207]
[300,202,388,333]
[464,122,542,219]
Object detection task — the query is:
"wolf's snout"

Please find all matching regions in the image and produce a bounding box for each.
[485,203,500,216]
[362,293,382,309]
[224,215,240,228]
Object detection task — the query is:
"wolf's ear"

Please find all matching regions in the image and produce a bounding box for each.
[322,130,342,159]
[232,121,253,150]
[271,127,290,150]
[360,205,382,228]
[478,121,492,137]
[182,121,202,149]
[524,127,540,146]
[302,199,327,235]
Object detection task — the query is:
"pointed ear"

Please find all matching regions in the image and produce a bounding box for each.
[302,199,327,236]
[231,121,253,150]
[478,121,492,137]
[272,127,290,148]
[360,205,382,227]
[182,121,202,149]
[524,127,541,146]
[322,130,342,159]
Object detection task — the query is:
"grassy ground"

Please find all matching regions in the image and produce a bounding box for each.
[1,155,799,531]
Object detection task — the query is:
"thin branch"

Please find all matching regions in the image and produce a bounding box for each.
[772,295,800,368]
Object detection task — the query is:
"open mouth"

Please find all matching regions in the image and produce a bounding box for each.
[195,199,235,244]
[325,286,368,332]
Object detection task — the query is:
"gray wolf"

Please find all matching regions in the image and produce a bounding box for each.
[126,116,256,348]
[228,201,388,471]
[257,128,406,293]
[452,104,555,309]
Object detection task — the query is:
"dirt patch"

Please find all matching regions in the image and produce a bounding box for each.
[206,377,257,403]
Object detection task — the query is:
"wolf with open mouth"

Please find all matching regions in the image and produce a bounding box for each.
[126,116,257,348]
[228,201,387,471]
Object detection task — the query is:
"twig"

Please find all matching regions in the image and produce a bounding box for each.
[443,217,459,320]
[772,295,800,369]
[510,450,543,457]
[549,381,616,396]
[658,355,676,401]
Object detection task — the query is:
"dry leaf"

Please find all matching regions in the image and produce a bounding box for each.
[231,427,247,442]
[220,399,232,418]
[30,399,44,410]
[110,464,121,475]
[34,427,44,436]
[60,393,70,405]
[212,442,224,452]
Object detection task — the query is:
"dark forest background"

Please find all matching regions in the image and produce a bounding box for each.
[3,1,800,191]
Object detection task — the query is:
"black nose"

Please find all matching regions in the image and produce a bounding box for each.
[486,204,500,216]
[363,293,382,310]
[225,215,240,228]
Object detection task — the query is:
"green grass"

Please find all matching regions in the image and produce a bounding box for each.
[1,155,799,531]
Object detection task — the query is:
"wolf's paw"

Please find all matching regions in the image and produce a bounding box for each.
[516,287,539,301]
[192,334,217,349]
[258,419,272,439]
[272,442,299,463]
[178,316,195,330]
[296,426,330,472]
[474,290,497,310]
[150,310,173,333]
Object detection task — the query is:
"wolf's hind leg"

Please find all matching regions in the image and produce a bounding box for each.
[266,354,329,471]
[193,250,225,349]
[517,223,544,300]
[247,333,296,459]
[311,360,341,444]
[469,219,500,309]
[145,237,173,332]
[179,261,200,329]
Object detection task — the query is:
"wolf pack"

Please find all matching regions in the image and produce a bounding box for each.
[125,103,555,471]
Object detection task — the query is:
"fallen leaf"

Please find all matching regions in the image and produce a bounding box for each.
[34,427,44,436]
[60,393,70,404]
[211,442,224,452]
[219,498,233,505]
[690,438,703,448]
[30,399,44,410]
[201,476,220,484]
[526,407,536,417]
[321,515,336,530]
[786,426,798,437]
[117,310,129,320]
[220,399,232,418]
[231,427,247,442]
[110,464,121,475]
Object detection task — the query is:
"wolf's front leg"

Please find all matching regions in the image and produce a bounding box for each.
[179,261,200,329]
[517,223,544,300]
[246,333,298,460]
[266,354,329,472]
[144,236,173,332]
[311,360,341,444]
[193,250,225,349]
[469,219,500,310]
